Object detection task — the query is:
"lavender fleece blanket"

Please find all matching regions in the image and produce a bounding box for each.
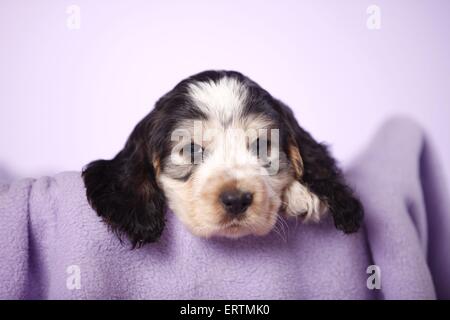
[1,118,449,300]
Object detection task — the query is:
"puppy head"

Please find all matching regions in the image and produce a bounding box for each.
[83,70,363,247]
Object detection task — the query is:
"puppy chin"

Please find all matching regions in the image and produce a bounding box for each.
[186,217,276,239]
[217,224,253,238]
[187,222,251,239]
[216,224,273,239]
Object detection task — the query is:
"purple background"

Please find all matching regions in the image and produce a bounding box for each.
[1,1,449,184]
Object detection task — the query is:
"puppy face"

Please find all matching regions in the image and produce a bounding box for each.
[159,77,319,238]
[83,71,363,247]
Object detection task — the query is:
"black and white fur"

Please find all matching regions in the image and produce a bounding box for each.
[83,70,363,247]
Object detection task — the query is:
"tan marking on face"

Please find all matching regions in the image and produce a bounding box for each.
[288,142,303,178]
[153,158,161,177]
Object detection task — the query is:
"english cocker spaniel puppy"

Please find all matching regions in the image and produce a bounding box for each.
[82,70,363,247]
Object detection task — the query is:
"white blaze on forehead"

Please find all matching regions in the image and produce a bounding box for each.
[187,77,248,122]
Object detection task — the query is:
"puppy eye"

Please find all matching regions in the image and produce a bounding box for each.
[181,142,204,164]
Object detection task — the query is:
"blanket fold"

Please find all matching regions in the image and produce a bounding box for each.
[1,117,449,299]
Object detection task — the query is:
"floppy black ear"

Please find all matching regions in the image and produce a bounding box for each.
[276,100,363,233]
[82,113,166,248]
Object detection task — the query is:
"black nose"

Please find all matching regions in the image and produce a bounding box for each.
[219,190,253,215]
